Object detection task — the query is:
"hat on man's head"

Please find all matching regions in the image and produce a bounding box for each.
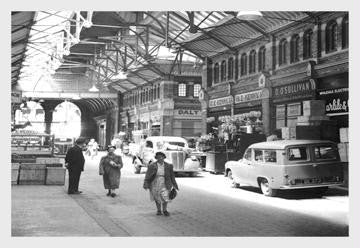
[75,137,86,144]
[155,151,166,158]
[107,145,116,150]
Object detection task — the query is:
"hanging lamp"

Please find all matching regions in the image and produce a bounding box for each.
[237,11,263,21]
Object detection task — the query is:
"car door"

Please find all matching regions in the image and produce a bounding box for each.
[246,149,264,186]
[232,148,253,185]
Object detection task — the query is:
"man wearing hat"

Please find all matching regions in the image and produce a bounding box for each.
[65,137,86,194]
[143,151,179,216]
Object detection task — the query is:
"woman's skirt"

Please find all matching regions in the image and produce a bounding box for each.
[149,175,170,203]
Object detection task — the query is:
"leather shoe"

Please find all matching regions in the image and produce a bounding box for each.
[163,211,170,216]
[110,193,116,197]
[74,191,82,194]
[156,210,162,216]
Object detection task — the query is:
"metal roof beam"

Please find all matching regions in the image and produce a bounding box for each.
[171,11,236,52]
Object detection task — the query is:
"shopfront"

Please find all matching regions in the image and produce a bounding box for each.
[207,96,233,134]
[173,108,202,138]
[234,89,264,134]
[272,79,317,129]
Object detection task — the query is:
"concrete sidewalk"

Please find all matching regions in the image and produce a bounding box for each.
[11,185,110,236]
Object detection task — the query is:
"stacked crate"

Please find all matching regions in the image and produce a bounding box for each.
[338,128,349,187]
[36,157,66,185]
[11,163,20,185]
[18,163,47,185]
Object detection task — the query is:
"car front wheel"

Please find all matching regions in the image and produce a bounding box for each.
[260,179,277,197]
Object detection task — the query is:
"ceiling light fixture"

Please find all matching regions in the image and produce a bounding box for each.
[237,11,263,21]
[89,85,99,92]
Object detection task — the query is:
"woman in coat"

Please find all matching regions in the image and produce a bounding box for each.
[99,145,123,197]
[143,151,179,216]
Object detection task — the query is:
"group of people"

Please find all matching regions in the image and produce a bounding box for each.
[65,138,179,216]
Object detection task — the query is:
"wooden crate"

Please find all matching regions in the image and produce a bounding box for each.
[46,167,65,185]
[19,163,46,185]
[11,163,20,185]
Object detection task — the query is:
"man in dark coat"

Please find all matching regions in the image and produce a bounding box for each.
[65,138,86,194]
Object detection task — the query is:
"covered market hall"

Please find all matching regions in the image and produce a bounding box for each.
[9,9,351,238]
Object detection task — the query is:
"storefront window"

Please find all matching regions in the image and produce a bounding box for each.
[279,38,287,65]
[342,15,348,49]
[303,29,313,59]
[240,53,247,76]
[193,84,201,97]
[258,46,266,72]
[178,83,186,96]
[249,50,256,73]
[290,34,300,63]
[326,20,338,53]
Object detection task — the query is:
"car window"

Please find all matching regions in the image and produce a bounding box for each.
[288,146,308,161]
[254,149,264,162]
[314,145,338,160]
[243,149,252,161]
[264,150,277,163]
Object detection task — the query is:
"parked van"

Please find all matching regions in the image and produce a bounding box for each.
[224,140,344,197]
[132,136,200,175]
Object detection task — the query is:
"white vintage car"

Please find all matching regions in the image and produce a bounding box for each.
[132,136,200,175]
[225,140,344,197]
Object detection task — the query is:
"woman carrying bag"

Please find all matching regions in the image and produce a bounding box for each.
[143,151,179,216]
[99,145,123,197]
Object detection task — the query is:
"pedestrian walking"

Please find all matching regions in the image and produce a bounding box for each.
[65,138,86,194]
[99,145,123,197]
[143,151,179,216]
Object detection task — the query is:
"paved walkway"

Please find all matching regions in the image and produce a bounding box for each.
[11,151,349,237]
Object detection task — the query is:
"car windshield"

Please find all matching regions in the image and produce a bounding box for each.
[155,141,185,150]
[314,145,338,160]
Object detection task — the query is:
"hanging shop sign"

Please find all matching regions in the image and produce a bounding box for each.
[209,96,233,108]
[174,109,202,117]
[273,79,316,102]
[317,87,348,115]
[234,90,263,104]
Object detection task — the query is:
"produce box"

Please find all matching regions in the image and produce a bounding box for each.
[46,167,66,185]
[19,163,46,185]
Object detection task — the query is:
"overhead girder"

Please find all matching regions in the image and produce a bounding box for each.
[170,11,236,52]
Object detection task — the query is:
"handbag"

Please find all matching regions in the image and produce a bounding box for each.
[169,188,177,200]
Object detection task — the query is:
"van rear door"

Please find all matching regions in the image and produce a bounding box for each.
[284,144,343,188]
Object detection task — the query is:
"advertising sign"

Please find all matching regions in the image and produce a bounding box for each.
[209,96,233,108]
[318,87,348,115]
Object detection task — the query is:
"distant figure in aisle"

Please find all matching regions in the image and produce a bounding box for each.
[86,138,99,159]
[143,152,179,216]
[65,138,86,194]
[99,145,123,197]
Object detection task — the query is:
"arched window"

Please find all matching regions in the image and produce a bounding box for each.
[214,63,219,84]
[240,53,247,76]
[249,50,256,73]
[290,34,300,63]
[220,60,226,81]
[150,88,153,102]
[303,29,313,59]
[258,46,266,72]
[51,101,81,138]
[279,38,287,66]
[157,84,160,99]
[193,84,201,97]
[15,101,45,133]
[145,89,148,102]
[228,57,234,79]
[178,83,186,96]
[326,20,338,53]
[342,15,348,49]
